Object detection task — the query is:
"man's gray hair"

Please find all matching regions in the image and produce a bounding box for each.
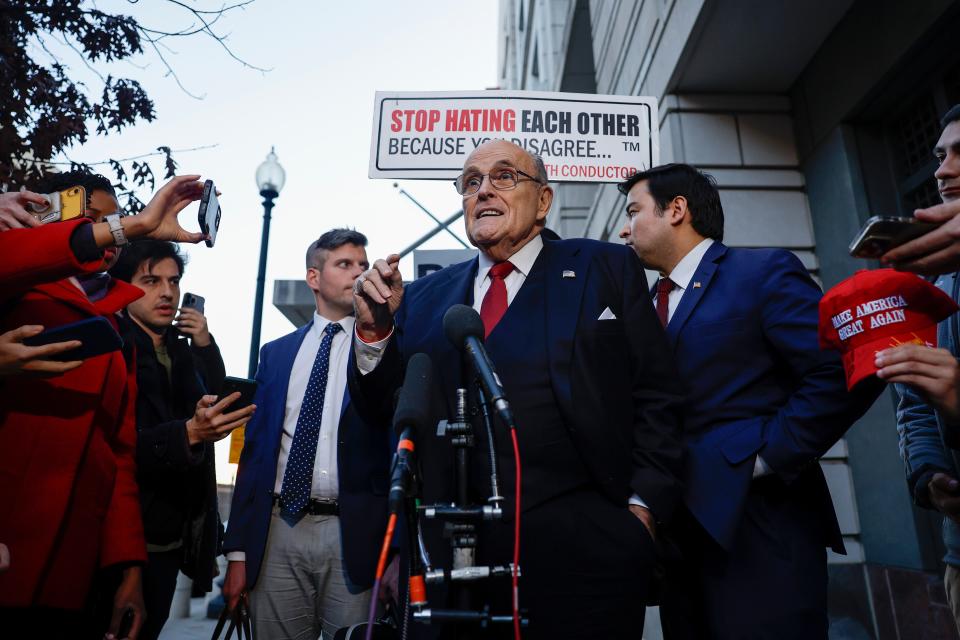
[306,228,368,269]
[529,152,548,183]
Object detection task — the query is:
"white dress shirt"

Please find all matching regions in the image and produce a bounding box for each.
[655,238,771,479]
[274,312,354,498]
[354,235,545,372]
[227,313,354,563]
[657,238,714,324]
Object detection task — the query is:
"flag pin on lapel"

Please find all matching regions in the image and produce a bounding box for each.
[562,270,576,279]
[693,281,702,288]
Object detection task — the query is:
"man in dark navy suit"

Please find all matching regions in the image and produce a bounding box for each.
[350,140,684,639]
[618,163,879,639]
[222,229,392,639]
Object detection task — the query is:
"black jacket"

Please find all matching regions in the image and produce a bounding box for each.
[121,314,226,592]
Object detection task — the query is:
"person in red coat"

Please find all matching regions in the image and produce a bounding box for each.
[0,173,206,639]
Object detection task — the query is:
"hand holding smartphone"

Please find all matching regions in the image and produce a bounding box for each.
[185,377,258,445]
[21,317,122,361]
[28,185,86,225]
[849,215,940,259]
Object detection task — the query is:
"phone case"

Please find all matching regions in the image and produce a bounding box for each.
[849,215,938,258]
[182,293,205,314]
[22,317,122,361]
[218,376,258,410]
[197,180,220,248]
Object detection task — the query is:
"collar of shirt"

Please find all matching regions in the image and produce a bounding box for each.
[476,233,544,284]
[666,238,714,292]
[311,311,356,339]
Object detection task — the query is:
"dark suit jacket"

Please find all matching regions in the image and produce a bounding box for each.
[668,242,879,551]
[350,236,684,521]
[120,315,226,592]
[223,321,391,590]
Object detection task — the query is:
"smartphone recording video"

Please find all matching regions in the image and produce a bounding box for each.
[197,180,221,248]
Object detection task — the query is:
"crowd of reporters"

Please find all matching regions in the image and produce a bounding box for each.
[0,172,252,640]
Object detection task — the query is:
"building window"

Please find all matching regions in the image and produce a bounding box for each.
[519,1,525,31]
[531,41,539,79]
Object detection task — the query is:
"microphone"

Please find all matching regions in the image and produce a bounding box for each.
[442,305,515,428]
[389,352,433,513]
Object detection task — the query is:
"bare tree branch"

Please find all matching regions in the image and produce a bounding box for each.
[144,35,206,99]
[18,143,219,168]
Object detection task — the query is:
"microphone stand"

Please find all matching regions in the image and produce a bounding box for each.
[415,387,527,631]
[476,385,504,507]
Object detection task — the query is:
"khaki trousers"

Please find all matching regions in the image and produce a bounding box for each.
[250,507,371,639]
[945,564,960,635]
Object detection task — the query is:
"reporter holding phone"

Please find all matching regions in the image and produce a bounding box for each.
[0,171,206,639]
[109,239,253,640]
[876,105,960,633]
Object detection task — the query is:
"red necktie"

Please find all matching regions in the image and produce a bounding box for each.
[655,277,675,328]
[480,261,515,338]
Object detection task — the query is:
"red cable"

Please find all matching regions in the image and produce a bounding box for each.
[510,427,522,640]
[374,512,398,580]
[365,512,398,640]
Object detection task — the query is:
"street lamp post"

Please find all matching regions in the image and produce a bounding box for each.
[249,147,286,378]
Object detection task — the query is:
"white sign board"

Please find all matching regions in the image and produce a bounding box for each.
[369,90,658,183]
[413,249,478,280]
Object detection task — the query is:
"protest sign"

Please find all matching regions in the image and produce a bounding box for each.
[369,90,658,182]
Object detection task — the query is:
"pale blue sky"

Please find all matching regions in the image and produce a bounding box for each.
[50,1,499,480]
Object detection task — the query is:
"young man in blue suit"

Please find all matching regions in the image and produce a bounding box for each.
[222,229,392,639]
[618,164,880,638]
[351,140,684,639]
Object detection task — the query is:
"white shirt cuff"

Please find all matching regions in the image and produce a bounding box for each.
[354,326,393,375]
[226,551,246,562]
[628,493,649,509]
[752,455,772,478]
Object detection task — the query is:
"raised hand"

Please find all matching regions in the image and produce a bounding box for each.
[353,253,404,342]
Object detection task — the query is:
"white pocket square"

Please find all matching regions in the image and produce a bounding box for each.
[598,307,617,320]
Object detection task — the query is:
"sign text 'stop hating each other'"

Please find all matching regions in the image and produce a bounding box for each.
[369,90,659,183]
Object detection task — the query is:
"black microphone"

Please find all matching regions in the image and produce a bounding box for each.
[389,352,433,513]
[442,304,515,428]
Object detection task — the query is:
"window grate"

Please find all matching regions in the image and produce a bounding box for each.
[903,178,940,212]
[894,96,940,177]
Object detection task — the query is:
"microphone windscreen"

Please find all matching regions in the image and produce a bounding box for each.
[393,352,434,435]
[443,304,485,347]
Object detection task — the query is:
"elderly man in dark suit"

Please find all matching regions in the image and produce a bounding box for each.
[351,140,684,639]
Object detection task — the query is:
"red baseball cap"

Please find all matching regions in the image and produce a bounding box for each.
[819,269,959,389]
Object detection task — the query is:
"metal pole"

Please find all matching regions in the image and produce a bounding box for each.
[395,185,470,249]
[398,210,466,258]
[249,189,277,378]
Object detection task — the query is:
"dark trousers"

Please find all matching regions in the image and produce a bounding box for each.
[446,488,654,640]
[0,606,88,639]
[660,477,829,640]
[140,548,184,640]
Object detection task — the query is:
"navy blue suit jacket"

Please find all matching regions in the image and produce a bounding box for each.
[223,322,391,590]
[669,242,876,552]
[350,237,685,521]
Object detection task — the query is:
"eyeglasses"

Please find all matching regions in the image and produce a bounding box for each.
[453,167,544,196]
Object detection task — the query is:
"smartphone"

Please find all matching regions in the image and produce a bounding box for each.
[28,185,86,225]
[22,317,122,361]
[197,180,221,248]
[849,215,940,258]
[181,292,205,315]
[117,608,135,639]
[217,376,258,411]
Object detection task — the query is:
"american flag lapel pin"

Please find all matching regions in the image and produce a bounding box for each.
[562,270,576,279]
[693,281,702,288]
